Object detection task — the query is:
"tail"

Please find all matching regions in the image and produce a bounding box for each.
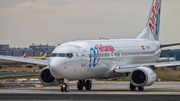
[136,0,161,41]
[42,53,47,59]
[21,53,26,58]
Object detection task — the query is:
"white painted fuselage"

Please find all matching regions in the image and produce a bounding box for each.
[49,39,161,80]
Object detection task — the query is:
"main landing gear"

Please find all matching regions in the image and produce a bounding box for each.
[130,83,144,91]
[77,80,92,90]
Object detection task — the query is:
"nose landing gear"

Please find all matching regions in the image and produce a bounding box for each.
[77,80,92,90]
[60,79,69,92]
[61,84,69,92]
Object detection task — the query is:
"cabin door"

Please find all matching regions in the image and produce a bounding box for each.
[77,46,86,66]
[120,50,124,65]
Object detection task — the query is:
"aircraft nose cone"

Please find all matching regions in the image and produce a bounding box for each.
[49,58,59,68]
[49,58,62,78]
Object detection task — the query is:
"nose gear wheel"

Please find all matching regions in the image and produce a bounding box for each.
[61,84,69,92]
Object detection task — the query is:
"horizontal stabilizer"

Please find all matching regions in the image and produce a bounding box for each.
[99,37,111,40]
[160,42,180,48]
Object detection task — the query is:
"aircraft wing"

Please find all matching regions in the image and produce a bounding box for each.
[0,55,48,65]
[114,61,180,73]
[147,61,180,68]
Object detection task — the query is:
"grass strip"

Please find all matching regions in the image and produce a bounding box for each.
[0,75,39,80]
[0,83,5,87]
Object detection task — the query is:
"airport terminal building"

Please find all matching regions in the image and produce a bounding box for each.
[0,44,55,57]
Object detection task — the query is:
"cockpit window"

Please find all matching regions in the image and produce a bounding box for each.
[57,53,66,57]
[51,53,57,57]
[51,53,73,58]
[67,53,73,58]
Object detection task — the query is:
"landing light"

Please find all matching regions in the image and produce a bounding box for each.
[116,66,120,69]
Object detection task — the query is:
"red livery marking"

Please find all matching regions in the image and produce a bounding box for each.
[141,46,145,50]
[149,0,159,34]
[96,44,115,53]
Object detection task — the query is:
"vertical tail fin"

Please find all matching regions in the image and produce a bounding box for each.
[21,53,26,58]
[42,53,47,59]
[136,0,161,41]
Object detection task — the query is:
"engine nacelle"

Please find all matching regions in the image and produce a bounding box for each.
[39,66,59,85]
[130,66,157,87]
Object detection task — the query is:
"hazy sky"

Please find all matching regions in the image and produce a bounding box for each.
[0,0,179,49]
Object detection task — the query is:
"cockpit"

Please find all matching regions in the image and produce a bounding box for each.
[50,53,73,58]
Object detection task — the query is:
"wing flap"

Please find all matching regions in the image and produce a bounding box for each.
[153,61,180,68]
[138,61,180,68]
[0,55,48,65]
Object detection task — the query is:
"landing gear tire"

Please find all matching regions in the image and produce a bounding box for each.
[85,80,91,90]
[138,86,144,91]
[130,83,136,91]
[61,85,64,92]
[61,84,69,92]
[77,80,84,90]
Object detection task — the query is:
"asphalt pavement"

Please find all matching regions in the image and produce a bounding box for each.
[0,72,39,77]
[0,94,179,101]
[0,81,180,100]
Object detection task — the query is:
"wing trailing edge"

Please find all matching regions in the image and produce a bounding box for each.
[114,61,180,74]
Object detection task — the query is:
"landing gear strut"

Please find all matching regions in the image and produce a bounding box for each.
[77,80,92,90]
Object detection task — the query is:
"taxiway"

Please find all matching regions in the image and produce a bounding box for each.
[0,81,180,100]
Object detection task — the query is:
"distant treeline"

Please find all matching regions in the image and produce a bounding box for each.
[160,49,180,60]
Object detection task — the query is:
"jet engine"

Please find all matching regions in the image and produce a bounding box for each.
[39,66,59,85]
[130,66,157,87]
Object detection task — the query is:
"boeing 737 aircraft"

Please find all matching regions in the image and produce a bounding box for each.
[0,0,180,92]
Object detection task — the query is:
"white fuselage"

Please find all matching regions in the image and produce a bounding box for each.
[49,39,161,80]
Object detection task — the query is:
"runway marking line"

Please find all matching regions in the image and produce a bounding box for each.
[153,88,163,90]
[93,88,101,89]
[168,87,180,90]
[96,92,120,94]
[34,84,43,87]
[105,92,123,94]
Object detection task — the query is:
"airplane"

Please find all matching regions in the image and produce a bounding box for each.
[21,53,26,58]
[0,0,180,92]
[29,53,47,59]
